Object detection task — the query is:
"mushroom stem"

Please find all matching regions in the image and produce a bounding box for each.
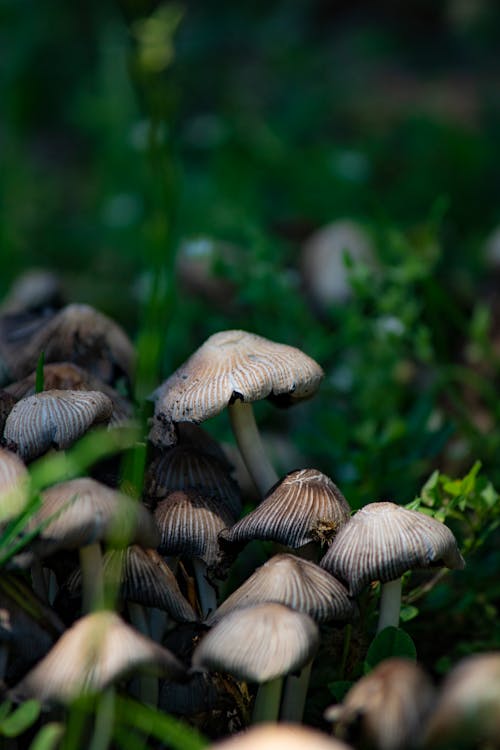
[377,578,402,632]
[228,400,279,496]
[80,543,104,613]
[280,661,313,722]
[252,677,283,723]
[192,558,217,619]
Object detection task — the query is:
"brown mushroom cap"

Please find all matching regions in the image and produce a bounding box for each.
[0,303,135,386]
[154,488,234,569]
[3,389,113,461]
[192,602,319,683]
[151,329,323,436]
[320,501,465,595]
[219,469,350,551]
[11,611,187,704]
[206,553,355,626]
[65,546,197,623]
[325,658,435,750]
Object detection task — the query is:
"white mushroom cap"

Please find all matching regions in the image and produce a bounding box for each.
[320,502,465,595]
[11,611,187,704]
[206,553,355,625]
[192,602,319,683]
[151,329,323,430]
[208,723,353,749]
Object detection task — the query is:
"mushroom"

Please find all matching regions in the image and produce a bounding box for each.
[325,658,435,750]
[27,478,160,612]
[192,602,319,723]
[207,723,353,749]
[0,447,29,524]
[10,611,187,706]
[3,389,113,461]
[219,469,350,558]
[150,330,323,495]
[423,652,500,749]
[154,488,235,618]
[320,502,465,632]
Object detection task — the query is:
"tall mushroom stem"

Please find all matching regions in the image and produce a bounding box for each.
[228,400,279,496]
[377,578,402,633]
[252,677,283,723]
[192,558,217,619]
[280,661,313,722]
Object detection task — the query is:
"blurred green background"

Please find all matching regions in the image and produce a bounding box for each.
[2,0,500,509]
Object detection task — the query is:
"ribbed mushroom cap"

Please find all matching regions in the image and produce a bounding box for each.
[145,447,241,518]
[29,478,160,555]
[151,329,323,436]
[423,652,500,748]
[11,611,187,704]
[325,658,435,750]
[0,448,29,523]
[220,469,350,551]
[65,546,197,622]
[154,488,235,569]
[208,722,353,749]
[5,363,133,425]
[320,502,465,596]
[192,602,319,683]
[207,554,355,625]
[0,303,135,386]
[3,389,113,461]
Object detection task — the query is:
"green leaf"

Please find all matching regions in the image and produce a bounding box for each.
[364,627,417,672]
[0,700,41,737]
[29,723,65,750]
[327,680,353,702]
[114,696,207,750]
[400,604,419,622]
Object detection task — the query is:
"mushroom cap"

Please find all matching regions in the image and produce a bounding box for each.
[152,329,324,429]
[5,363,133,425]
[208,722,352,749]
[3,389,113,461]
[325,658,435,750]
[320,502,465,595]
[0,447,29,523]
[154,489,234,569]
[219,469,351,551]
[192,602,319,683]
[65,546,197,623]
[29,477,160,554]
[0,303,135,386]
[423,652,500,748]
[206,553,355,625]
[11,611,187,704]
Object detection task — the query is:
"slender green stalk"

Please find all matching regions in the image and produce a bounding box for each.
[80,543,104,613]
[252,677,283,723]
[280,661,313,722]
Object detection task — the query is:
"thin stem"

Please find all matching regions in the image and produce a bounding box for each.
[31,558,48,602]
[192,558,217,619]
[252,677,283,723]
[377,578,402,632]
[88,688,115,750]
[228,400,279,496]
[80,543,104,613]
[280,661,313,722]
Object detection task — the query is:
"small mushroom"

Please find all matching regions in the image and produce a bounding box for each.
[3,389,113,461]
[151,330,323,495]
[320,502,465,632]
[192,602,319,723]
[208,723,353,749]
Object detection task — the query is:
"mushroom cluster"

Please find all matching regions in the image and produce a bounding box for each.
[0,273,476,749]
